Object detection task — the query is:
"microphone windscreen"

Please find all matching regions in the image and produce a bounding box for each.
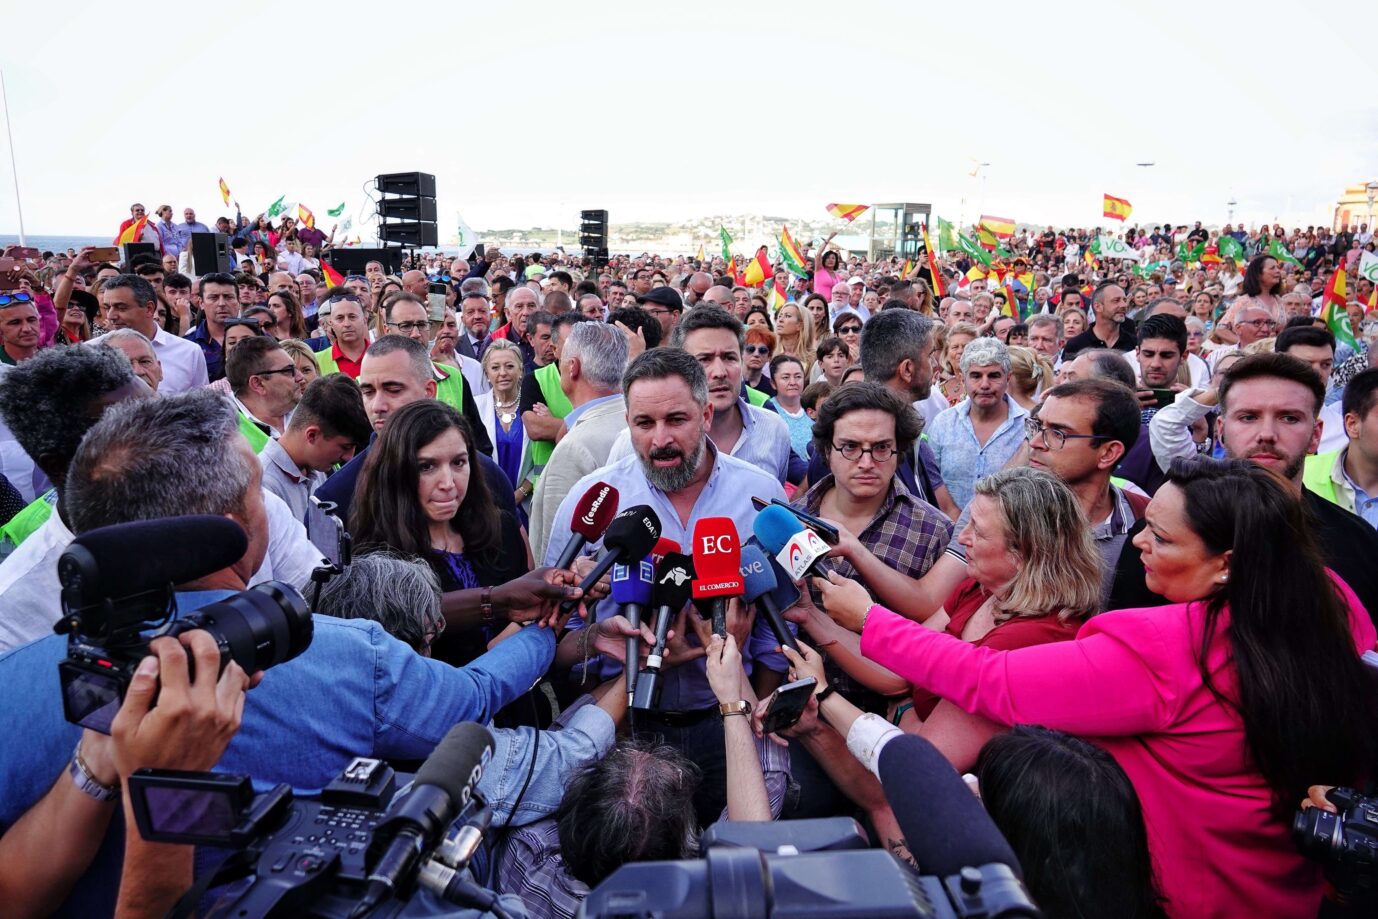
[568,482,620,542]
[610,556,655,606]
[747,536,802,610]
[878,734,1022,878]
[60,516,248,604]
[690,516,744,598]
[738,544,778,604]
[414,722,495,806]
[602,505,662,562]
[751,504,805,556]
[652,552,695,610]
[651,537,681,566]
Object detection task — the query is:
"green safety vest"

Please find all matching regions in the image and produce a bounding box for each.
[314,347,340,377]
[1303,450,1343,509]
[238,411,271,454]
[528,362,573,472]
[0,489,57,548]
[745,386,770,408]
[434,363,467,415]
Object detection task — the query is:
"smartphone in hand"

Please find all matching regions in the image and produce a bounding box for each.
[760,676,817,734]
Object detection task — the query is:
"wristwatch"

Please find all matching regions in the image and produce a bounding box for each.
[69,740,119,803]
[719,699,751,718]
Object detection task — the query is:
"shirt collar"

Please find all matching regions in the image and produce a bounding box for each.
[263,438,304,483]
[1335,448,1371,499]
[564,393,620,429]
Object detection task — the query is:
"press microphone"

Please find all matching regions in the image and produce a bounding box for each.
[739,543,798,652]
[877,734,1023,879]
[552,481,620,571]
[690,517,744,637]
[650,537,681,567]
[633,551,695,711]
[558,505,662,615]
[610,554,654,698]
[351,722,495,919]
[752,504,833,584]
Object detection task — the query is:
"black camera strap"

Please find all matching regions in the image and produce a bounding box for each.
[166,848,259,919]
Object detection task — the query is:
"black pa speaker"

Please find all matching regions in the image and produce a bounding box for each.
[328,248,404,277]
[189,232,231,275]
[121,242,157,268]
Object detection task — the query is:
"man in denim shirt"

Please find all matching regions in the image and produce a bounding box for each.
[0,391,563,918]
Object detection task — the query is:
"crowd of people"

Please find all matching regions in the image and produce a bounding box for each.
[1,204,1377,919]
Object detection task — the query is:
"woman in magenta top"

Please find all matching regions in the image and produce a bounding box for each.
[818,459,1378,919]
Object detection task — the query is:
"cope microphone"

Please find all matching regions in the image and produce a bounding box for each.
[557,505,662,616]
[351,722,495,919]
[610,554,654,698]
[739,543,799,652]
[552,482,619,572]
[752,504,833,584]
[633,551,694,711]
[690,517,744,637]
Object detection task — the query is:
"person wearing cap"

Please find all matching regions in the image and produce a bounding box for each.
[636,286,683,341]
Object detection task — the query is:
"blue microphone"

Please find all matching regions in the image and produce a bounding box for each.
[610,555,655,698]
[739,543,798,652]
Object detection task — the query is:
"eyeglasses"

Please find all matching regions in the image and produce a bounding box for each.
[831,441,895,462]
[389,321,431,333]
[1024,417,1104,450]
[253,365,301,380]
[1236,318,1276,328]
[0,292,34,306]
[744,344,771,355]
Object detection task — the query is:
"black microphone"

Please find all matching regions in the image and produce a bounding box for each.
[58,516,248,613]
[877,733,1022,878]
[552,481,620,571]
[632,552,695,711]
[557,505,662,615]
[351,722,495,919]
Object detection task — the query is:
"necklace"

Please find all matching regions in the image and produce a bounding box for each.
[495,393,519,426]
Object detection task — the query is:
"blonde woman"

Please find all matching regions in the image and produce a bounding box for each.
[774,301,816,377]
[279,339,321,384]
[476,339,529,507]
[1006,345,1053,410]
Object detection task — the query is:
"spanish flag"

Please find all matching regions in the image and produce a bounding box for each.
[921,226,945,297]
[1103,194,1133,221]
[742,247,772,287]
[826,203,869,223]
[768,280,788,312]
[297,204,315,230]
[320,259,345,288]
[118,216,149,246]
[219,177,232,206]
[900,258,914,279]
[978,215,1016,239]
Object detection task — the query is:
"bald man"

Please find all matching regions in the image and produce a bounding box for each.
[701,286,733,309]
[686,271,713,305]
[401,270,429,298]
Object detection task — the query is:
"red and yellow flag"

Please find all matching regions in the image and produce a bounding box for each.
[900,258,914,279]
[768,280,788,312]
[742,247,772,287]
[1103,194,1133,221]
[1002,283,1018,318]
[219,177,232,206]
[696,242,706,263]
[778,225,809,276]
[826,203,869,223]
[921,226,945,297]
[297,204,315,230]
[978,215,1016,239]
[726,256,739,283]
[118,216,148,246]
[320,259,345,288]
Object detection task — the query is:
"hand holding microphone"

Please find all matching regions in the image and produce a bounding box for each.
[632,552,695,711]
[610,554,655,698]
[557,505,662,617]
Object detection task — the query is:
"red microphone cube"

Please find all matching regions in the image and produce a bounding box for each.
[690,517,744,599]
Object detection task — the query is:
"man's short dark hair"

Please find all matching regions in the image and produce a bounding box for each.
[525,309,555,337]
[384,292,427,324]
[1042,379,1141,452]
[801,381,832,413]
[226,335,286,395]
[0,344,135,480]
[1076,349,1136,389]
[573,279,599,298]
[879,298,912,312]
[1219,352,1325,417]
[288,375,371,446]
[815,335,847,361]
[811,381,922,462]
[670,306,744,351]
[164,272,192,293]
[492,275,517,295]
[1137,314,1187,353]
[859,309,935,383]
[606,305,662,349]
[1276,325,1335,356]
[552,312,593,337]
[622,347,708,405]
[197,271,239,297]
[543,290,573,314]
[557,740,700,888]
[1342,368,1378,422]
[549,270,574,288]
[102,273,156,306]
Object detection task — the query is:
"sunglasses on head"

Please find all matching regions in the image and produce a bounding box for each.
[344,275,368,283]
[0,292,34,306]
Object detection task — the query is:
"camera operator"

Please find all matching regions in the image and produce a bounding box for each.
[0,390,586,918]
[0,631,253,919]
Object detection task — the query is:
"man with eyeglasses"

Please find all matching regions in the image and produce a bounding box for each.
[226,336,306,451]
[635,286,684,340]
[1208,303,1274,374]
[386,292,490,417]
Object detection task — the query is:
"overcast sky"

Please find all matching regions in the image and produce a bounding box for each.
[2,0,1374,238]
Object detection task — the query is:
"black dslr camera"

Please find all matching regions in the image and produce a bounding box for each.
[55,516,313,734]
[1293,786,1378,900]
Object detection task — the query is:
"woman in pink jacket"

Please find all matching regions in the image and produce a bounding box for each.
[813,458,1378,919]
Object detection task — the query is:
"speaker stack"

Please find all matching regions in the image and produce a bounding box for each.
[190,233,231,274]
[580,209,609,267]
[375,172,439,248]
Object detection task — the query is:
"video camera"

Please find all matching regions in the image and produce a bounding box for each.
[127,722,507,919]
[54,516,314,734]
[1293,786,1378,901]
[578,818,1039,918]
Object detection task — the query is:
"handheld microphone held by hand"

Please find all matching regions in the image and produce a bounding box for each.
[633,552,695,711]
[753,504,833,584]
[610,555,655,697]
[691,517,744,637]
[352,722,495,918]
[739,543,798,652]
[552,482,619,571]
[558,505,662,615]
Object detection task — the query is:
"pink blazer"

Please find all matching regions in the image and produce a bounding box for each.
[860,577,1376,919]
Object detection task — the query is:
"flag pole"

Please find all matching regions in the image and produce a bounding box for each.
[0,70,25,245]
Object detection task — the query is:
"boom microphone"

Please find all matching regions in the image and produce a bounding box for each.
[752,504,833,584]
[877,733,1023,879]
[633,551,695,711]
[610,554,655,697]
[352,722,495,918]
[552,482,619,571]
[739,544,798,652]
[558,505,662,615]
[690,517,744,637]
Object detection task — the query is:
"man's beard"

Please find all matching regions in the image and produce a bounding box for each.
[640,437,707,493]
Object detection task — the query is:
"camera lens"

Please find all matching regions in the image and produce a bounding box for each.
[1291,806,1343,860]
[173,581,313,675]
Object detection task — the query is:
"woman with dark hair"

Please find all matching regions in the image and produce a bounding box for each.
[744,304,774,333]
[252,242,277,278]
[1214,255,1283,345]
[351,400,528,666]
[804,293,830,339]
[267,288,308,340]
[978,726,1167,919]
[813,458,1377,917]
[812,233,842,301]
[249,213,278,248]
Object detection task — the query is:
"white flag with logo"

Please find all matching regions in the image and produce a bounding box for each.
[1359,250,1378,286]
[1097,235,1141,261]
